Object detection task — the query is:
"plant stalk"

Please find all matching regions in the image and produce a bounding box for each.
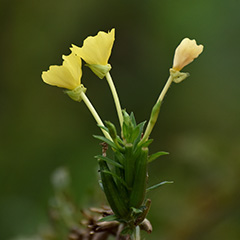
[80,91,112,140]
[140,74,173,143]
[105,72,123,128]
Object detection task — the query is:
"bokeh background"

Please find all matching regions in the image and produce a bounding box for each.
[1,0,240,239]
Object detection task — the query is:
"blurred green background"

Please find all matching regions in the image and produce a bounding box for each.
[1,0,240,239]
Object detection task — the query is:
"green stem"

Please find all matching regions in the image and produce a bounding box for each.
[80,91,112,140]
[105,72,123,128]
[140,74,173,143]
[157,74,173,103]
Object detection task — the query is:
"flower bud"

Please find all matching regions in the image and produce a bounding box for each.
[172,38,203,71]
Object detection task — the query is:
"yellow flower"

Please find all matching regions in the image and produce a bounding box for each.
[42,52,82,90]
[172,38,203,71]
[71,29,115,78]
[71,28,115,65]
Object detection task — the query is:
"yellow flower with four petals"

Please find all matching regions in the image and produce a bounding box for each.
[71,29,115,79]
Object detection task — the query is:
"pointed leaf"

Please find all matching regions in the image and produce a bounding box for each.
[129,125,141,143]
[146,181,174,192]
[137,121,146,134]
[116,136,124,145]
[97,124,109,133]
[95,155,124,169]
[101,170,130,190]
[105,121,117,140]
[93,135,117,149]
[139,139,153,148]
[130,112,137,127]
[148,151,169,163]
[114,151,125,165]
[133,121,147,146]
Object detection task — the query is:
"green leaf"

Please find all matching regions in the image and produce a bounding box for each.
[97,124,109,133]
[124,143,135,188]
[95,155,124,169]
[99,160,129,218]
[122,121,129,141]
[114,151,125,165]
[139,139,153,148]
[105,121,117,140]
[101,170,130,190]
[137,121,146,134]
[129,147,148,208]
[116,136,124,145]
[130,112,137,127]
[122,110,135,142]
[146,181,174,192]
[129,125,141,143]
[132,121,146,147]
[93,135,117,149]
[98,214,118,222]
[148,151,169,163]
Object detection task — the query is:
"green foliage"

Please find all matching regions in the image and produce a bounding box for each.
[95,110,169,231]
[98,159,129,218]
[148,151,169,163]
[95,155,124,169]
[147,181,174,192]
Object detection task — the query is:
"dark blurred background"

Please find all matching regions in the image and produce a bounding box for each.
[1,0,240,239]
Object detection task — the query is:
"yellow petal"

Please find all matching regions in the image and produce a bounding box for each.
[62,53,82,84]
[42,52,82,90]
[71,29,115,65]
[172,38,203,71]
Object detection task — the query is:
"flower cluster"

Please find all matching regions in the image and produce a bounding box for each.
[42,29,115,100]
[41,29,203,238]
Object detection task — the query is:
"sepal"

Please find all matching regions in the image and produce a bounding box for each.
[86,63,111,79]
[170,68,190,83]
[65,84,86,102]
